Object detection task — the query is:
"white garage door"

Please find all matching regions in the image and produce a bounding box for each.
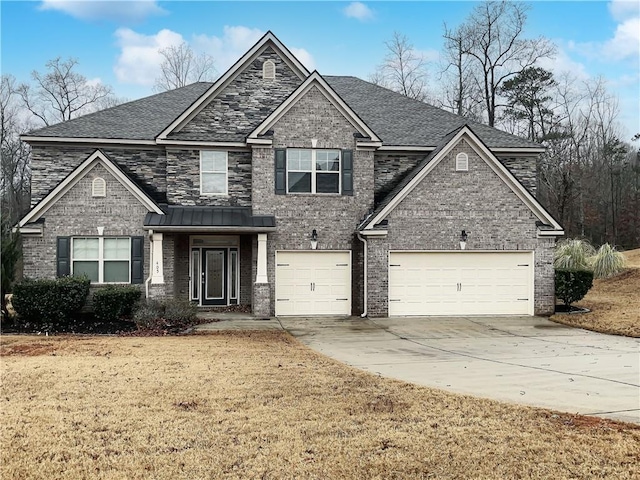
[389,252,533,316]
[275,251,351,316]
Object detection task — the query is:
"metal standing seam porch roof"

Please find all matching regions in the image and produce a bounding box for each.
[144,206,276,232]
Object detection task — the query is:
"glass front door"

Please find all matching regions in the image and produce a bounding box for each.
[191,246,239,306]
[203,249,227,305]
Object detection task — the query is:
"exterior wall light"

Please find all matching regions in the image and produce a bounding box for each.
[460,230,468,250]
[311,229,318,250]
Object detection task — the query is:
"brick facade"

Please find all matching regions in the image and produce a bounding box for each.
[22,163,150,282]
[251,85,375,315]
[365,138,555,316]
[22,45,555,318]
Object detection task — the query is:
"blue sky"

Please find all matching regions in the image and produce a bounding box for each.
[1,1,638,138]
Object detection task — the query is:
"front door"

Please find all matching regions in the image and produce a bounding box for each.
[202,248,227,305]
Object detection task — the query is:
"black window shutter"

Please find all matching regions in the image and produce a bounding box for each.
[131,236,144,284]
[275,148,286,195]
[56,237,71,277]
[342,149,353,196]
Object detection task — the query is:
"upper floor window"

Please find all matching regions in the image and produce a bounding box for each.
[200,151,228,195]
[287,149,340,194]
[72,237,130,283]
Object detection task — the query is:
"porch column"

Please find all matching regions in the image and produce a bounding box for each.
[151,232,164,284]
[256,233,268,283]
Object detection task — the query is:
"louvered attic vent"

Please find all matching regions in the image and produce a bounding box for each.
[456,153,469,171]
[263,60,275,80]
[92,177,106,197]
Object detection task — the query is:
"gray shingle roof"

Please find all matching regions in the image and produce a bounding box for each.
[25,82,212,140]
[325,76,540,149]
[24,76,540,150]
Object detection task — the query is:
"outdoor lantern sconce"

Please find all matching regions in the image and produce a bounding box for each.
[311,229,318,250]
[460,230,468,250]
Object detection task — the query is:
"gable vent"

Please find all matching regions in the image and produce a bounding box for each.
[456,153,469,172]
[92,177,106,197]
[263,60,276,80]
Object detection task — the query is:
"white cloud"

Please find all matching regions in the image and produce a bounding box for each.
[608,0,640,22]
[290,47,316,71]
[537,49,590,81]
[114,28,184,86]
[192,26,316,72]
[602,17,640,61]
[343,2,374,21]
[40,0,165,23]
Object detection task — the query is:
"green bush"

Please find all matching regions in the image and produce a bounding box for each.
[555,269,594,307]
[133,299,198,333]
[591,244,626,279]
[93,285,142,323]
[12,276,91,331]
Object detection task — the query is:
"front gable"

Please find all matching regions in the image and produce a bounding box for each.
[248,71,381,147]
[361,126,563,235]
[18,150,163,229]
[158,32,309,144]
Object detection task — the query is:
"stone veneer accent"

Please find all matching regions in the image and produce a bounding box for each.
[498,156,537,196]
[366,138,554,317]
[22,163,150,283]
[30,144,167,206]
[374,153,424,203]
[172,46,303,142]
[165,149,252,206]
[251,85,375,315]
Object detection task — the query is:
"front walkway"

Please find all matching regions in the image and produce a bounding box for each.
[195,315,640,424]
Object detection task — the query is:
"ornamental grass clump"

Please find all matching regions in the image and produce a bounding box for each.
[553,239,595,270]
[591,243,626,279]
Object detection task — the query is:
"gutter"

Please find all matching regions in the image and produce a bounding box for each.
[357,233,368,318]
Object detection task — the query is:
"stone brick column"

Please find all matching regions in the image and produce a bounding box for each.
[253,233,271,317]
[366,236,389,317]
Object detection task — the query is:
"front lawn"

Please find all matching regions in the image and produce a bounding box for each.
[551,249,640,337]
[1,333,638,479]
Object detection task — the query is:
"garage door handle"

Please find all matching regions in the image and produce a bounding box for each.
[277,299,289,301]
[518,298,528,301]
[518,264,529,267]
[336,263,348,266]
[336,298,348,301]
[310,282,315,291]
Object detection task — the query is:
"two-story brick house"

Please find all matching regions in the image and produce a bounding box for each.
[17,32,563,318]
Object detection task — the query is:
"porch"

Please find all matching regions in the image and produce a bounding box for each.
[143,206,276,316]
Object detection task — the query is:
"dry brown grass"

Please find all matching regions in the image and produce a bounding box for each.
[551,249,640,337]
[2,333,639,479]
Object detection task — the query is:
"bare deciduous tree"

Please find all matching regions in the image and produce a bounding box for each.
[1,75,32,224]
[17,57,114,126]
[446,1,556,127]
[154,43,217,92]
[439,25,484,120]
[369,32,429,101]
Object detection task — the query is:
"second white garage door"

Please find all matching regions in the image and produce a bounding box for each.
[275,251,351,316]
[389,251,534,316]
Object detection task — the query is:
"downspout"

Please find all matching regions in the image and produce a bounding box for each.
[145,229,153,299]
[357,232,368,318]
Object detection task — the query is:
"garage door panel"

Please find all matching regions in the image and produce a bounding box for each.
[389,252,533,316]
[276,251,351,316]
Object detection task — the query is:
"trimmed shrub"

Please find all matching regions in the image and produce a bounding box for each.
[93,286,142,323]
[555,269,594,307]
[591,244,626,279]
[12,276,90,331]
[554,239,596,270]
[133,299,198,333]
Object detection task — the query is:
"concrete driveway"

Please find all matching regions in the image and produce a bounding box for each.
[277,316,640,424]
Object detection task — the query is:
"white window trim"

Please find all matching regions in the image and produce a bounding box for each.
[456,152,469,172]
[200,150,228,196]
[71,237,131,284]
[286,149,341,194]
[92,177,106,197]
